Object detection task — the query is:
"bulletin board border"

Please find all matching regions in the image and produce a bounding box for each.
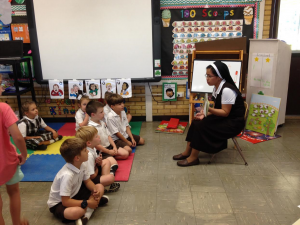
[160,2,260,39]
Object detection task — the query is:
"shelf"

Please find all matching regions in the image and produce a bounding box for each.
[2,87,33,96]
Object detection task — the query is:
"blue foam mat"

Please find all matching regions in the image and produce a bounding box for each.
[45,122,66,131]
[131,147,136,153]
[21,155,65,181]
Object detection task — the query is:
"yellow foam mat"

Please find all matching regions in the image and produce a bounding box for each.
[33,136,74,155]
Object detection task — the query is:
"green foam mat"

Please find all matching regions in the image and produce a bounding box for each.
[10,137,35,156]
[129,121,142,135]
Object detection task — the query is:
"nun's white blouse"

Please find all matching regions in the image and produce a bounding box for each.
[212,80,237,105]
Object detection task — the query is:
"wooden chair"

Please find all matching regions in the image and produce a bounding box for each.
[208,101,249,165]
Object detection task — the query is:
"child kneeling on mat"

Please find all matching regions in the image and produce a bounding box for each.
[47,138,109,225]
[17,101,62,150]
[76,126,120,193]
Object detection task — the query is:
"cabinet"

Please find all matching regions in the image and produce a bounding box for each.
[0,58,36,118]
[246,39,292,125]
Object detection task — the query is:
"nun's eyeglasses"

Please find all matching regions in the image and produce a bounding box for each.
[205,74,216,78]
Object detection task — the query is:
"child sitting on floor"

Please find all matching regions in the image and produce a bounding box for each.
[17,101,62,150]
[104,92,132,123]
[106,94,145,150]
[75,95,90,131]
[86,101,130,162]
[76,126,120,192]
[47,138,109,225]
[0,74,29,225]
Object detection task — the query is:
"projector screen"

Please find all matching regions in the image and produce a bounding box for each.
[191,60,242,93]
[27,0,161,83]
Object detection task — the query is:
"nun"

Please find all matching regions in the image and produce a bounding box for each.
[173,61,245,167]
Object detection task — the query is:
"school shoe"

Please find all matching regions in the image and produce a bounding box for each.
[34,144,47,150]
[75,216,88,225]
[105,182,120,193]
[55,135,63,141]
[98,195,109,206]
[177,158,200,167]
[173,153,189,160]
[110,164,119,176]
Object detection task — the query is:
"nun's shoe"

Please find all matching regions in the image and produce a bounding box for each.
[173,153,189,160]
[177,158,200,167]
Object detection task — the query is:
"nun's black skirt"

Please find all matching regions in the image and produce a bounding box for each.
[186,115,245,154]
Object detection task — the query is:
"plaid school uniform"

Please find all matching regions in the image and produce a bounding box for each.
[17,116,54,149]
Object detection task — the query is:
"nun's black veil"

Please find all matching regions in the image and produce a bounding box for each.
[213,61,241,95]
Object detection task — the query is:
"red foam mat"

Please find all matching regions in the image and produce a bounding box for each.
[115,153,135,181]
[58,123,76,136]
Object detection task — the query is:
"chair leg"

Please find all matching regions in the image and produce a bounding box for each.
[208,154,216,164]
[232,137,248,166]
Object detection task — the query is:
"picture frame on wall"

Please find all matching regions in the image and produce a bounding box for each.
[162,82,177,101]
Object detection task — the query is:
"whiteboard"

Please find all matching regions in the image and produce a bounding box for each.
[191,60,242,93]
[28,0,160,83]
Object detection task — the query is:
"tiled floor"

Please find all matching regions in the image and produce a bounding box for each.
[1,120,300,225]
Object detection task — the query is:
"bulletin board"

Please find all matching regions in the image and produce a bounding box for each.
[160,0,262,79]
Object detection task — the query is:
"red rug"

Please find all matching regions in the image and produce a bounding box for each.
[155,120,188,134]
[115,153,135,181]
[58,123,76,136]
[238,130,281,144]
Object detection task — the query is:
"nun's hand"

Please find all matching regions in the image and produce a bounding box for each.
[194,113,205,120]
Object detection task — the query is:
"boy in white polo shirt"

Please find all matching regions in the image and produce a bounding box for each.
[75,126,120,192]
[106,94,145,150]
[104,92,132,123]
[47,138,108,225]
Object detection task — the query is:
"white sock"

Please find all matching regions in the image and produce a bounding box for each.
[49,139,55,144]
[84,207,94,220]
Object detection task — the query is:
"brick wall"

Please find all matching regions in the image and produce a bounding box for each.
[0,85,146,118]
[151,84,189,116]
[263,0,272,38]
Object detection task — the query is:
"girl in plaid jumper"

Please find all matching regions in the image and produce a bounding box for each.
[17,101,62,150]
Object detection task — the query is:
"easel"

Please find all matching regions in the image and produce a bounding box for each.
[189,50,244,124]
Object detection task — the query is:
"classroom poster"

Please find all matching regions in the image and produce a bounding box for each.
[101,79,116,98]
[116,79,132,98]
[10,23,30,43]
[48,80,64,99]
[162,82,177,101]
[68,80,84,100]
[0,22,12,40]
[0,0,12,25]
[250,53,274,88]
[245,94,281,136]
[85,80,100,99]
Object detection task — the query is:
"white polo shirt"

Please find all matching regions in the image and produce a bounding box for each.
[18,116,47,137]
[75,108,86,131]
[84,147,98,176]
[212,79,237,105]
[106,110,129,141]
[47,163,90,208]
[88,120,111,148]
[103,104,112,123]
